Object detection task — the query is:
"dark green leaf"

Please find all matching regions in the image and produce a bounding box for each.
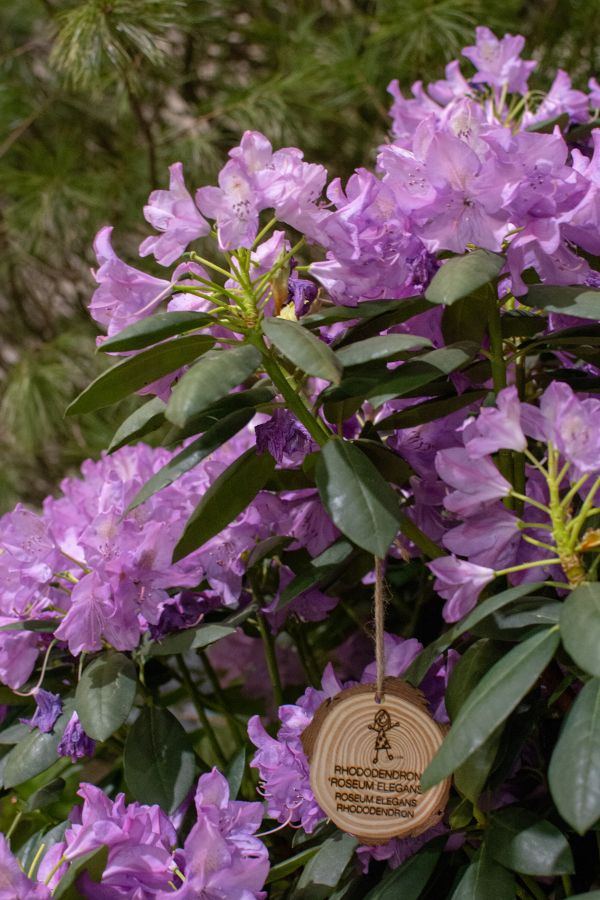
[366,344,476,408]
[337,297,434,345]
[225,747,246,800]
[263,317,343,384]
[53,847,109,899]
[471,597,562,641]
[450,849,514,899]
[525,285,600,319]
[303,298,422,328]
[549,678,600,834]
[124,706,195,812]
[0,620,56,632]
[247,535,293,568]
[278,539,355,610]
[0,722,30,744]
[421,627,560,788]
[445,640,505,721]
[404,583,544,687]
[75,651,137,741]
[266,846,320,884]
[292,832,358,899]
[166,344,261,427]
[148,623,236,657]
[500,313,546,338]
[25,777,66,812]
[525,112,569,133]
[315,441,400,557]
[454,727,503,804]
[561,583,600,676]
[67,335,214,415]
[165,383,275,445]
[363,840,441,899]
[354,440,412,486]
[425,251,504,305]
[3,701,75,788]
[377,391,485,430]
[108,397,166,452]
[128,408,254,510]
[173,447,275,561]
[336,334,431,367]
[442,293,491,345]
[100,311,214,352]
[487,807,574,876]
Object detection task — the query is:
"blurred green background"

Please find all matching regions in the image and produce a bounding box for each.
[1,0,598,512]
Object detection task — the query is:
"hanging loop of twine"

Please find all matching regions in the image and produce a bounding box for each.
[374,557,386,704]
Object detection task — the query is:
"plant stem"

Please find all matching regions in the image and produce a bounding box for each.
[197,649,246,744]
[256,612,283,708]
[256,340,331,445]
[176,655,227,767]
[496,558,562,576]
[398,512,445,559]
[520,874,547,900]
[5,810,22,841]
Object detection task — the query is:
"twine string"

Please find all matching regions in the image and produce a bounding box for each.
[374,557,386,703]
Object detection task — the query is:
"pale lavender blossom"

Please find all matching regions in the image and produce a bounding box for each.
[428,557,495,622]
[0,835,51,899]
[462,27,536,94]
[464,386,527,457]
[139,161,210,265]
[435,448,511,516]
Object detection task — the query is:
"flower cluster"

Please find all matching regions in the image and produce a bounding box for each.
[1,769,268,898]
[429,381,600,621]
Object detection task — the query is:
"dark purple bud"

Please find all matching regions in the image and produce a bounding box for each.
[20,689,63,734]
[256,409,312,465]
[288,276,318,318]
[406,248,439,293]
[57,712,96,762]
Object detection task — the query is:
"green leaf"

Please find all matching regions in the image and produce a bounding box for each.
[148,622,236,657]
[487,807,574,876]
[472,597,562,642]
[353,439,412,486]
[454,727,503,804]
[549,678,600,834]
[124,706,195,812]
[225,746,246,800]
[376,391,486,430]
[525,285,600,319]
[363,840,441,900]
[303,298,423,328]
[336,334,431,367]
[3,701,75,788]
[75,651,137,741]
[421,627,560,788]
[265,846,320,884]
[277,539,355,610]
[366,344,476,408]
[53,847,109,899]
[445,640,505,722]
[337,297,433,345]
[173,447,275,561]
[450,849,514,899]
[561,583,600,676]
[404,582,545,687]
[567,893,600,899]
[0,620,56,632]
[108,397,166,452]
[25,777,66,812]
[166,344,261,427]
[100,311,214,352]
[292,831,358,899]
[315,440,400,557]
[263,317,343,384]
[127,408,255,510]
[67,335,214,415]
[165,382,275,444]
[442,293,491,345]
[425,250,504,305]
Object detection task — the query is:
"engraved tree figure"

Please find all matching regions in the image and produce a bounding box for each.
[368,708,400,764]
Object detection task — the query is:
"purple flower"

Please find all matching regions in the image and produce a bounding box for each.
[165,769,269,900]
[435,448,511,516]
[196,159,258,251]
[0,834,51,899]
[464,386,527,457]
[21,689,63,734]
[462,27,536,94]
[288,274,318,317]
[57,712,96,763]
[428,556,495,622]
[139,162,210,266]
[256,409,313,465]
[443,506,520,570]
[540,381,600,474]
[89,226,173,336]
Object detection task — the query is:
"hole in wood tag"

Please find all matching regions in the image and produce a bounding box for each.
[301,677,451,844]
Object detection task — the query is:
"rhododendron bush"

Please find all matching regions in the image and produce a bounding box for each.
[2,26,600,898]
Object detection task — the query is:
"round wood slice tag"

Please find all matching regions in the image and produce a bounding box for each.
[301,677,451,844]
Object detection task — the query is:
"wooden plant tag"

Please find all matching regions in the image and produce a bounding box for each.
[301,677,451,844]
